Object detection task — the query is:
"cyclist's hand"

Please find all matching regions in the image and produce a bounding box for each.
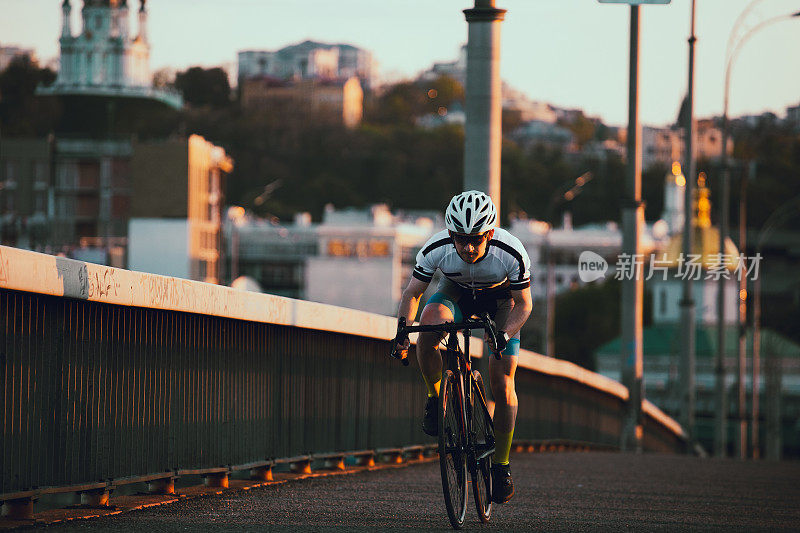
[393,337,411,364]
[484,330,508,357]
[495,331,508,354]
[390,317,410,365]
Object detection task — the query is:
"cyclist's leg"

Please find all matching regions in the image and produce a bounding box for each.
[418,281,463,396]
[488,298,519,502]
[488,297,520,465]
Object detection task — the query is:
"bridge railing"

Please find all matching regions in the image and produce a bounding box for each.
[0,245,687,514]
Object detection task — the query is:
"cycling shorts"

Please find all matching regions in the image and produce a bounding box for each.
[425,278,521,356]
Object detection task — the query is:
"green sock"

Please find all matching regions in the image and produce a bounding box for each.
[492,430,514,465]
[422,371,442,398]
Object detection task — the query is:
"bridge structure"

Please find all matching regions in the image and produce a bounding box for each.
[0,245,688,522]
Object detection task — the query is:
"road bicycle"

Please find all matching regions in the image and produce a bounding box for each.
[391,313,500,529]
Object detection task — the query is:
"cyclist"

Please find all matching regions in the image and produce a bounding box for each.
[394,190,532,504]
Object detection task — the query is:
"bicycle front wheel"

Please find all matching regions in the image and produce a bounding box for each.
[439,369,467,529]
[470,371,494,522]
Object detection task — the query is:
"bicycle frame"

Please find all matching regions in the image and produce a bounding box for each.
[443,328,495,465]
[396,317,497,465]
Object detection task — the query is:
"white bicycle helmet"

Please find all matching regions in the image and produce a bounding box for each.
[444,190,497,234]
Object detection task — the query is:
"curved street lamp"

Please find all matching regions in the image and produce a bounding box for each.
[752,195,800,460]
[542,172,593,357]
[716,7,800,459]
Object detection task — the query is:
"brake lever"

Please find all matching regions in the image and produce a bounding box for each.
[482,312,501,360]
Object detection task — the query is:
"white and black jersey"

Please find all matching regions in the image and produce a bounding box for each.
[413,228,532,292]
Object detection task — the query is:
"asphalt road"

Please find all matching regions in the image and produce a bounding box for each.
[36,452,800,532]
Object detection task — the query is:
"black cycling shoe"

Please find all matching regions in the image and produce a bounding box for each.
[422,396,438,436]
[491,462,515,504]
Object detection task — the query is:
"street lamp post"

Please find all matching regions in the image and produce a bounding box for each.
[717,7,800,459]
[679,0,697,443]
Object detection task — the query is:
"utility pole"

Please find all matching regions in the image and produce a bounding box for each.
[716,107,730,459]
[679,0,697,443]
[462,0,506,214]
[738,162,748,460]
[620,4,644,452]
[598,0,673,453]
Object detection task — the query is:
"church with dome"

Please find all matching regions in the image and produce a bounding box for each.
[39,0,181,109]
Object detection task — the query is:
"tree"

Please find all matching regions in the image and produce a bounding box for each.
[547,280,652,371]
[365,75,464,126]
[558,111,596,148]
[0,56,59,135]
[365,81,427,125]
[152,67,176,89]
[174,67,231,109]
[422,74,464,115]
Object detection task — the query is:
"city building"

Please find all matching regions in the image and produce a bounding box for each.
[0,136,133,265]
[128,135,233,283]
[1,134,231,277]
[223,205,439,316]
[502,85,558,124]
[642,126,682,171]
[37,0,181,108]
[510,120,576,152]
[238,41,376,89]
[579,139,627,163]
[0,138,51,251]
[787,102,800,130]
[418,45,467,85]
[54,137,134,266]
[641,122,732,170]
[240,76,363,128]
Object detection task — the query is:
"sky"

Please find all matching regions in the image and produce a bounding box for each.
[1,0,799,127]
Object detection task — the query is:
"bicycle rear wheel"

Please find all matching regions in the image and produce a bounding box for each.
[439,369,467,529]
[470,371,494,522]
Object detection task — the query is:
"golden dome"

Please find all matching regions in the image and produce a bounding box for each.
[660,173,739,270]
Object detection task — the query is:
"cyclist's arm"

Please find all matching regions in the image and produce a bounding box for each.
[397,276,429,324]
[501,286,533,337]
[393,276,429,355]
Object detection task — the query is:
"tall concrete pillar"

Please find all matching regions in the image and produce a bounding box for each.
[462,0,506,216]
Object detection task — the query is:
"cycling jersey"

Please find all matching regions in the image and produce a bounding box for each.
[412,228,531,293]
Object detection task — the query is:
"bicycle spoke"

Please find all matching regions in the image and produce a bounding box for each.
[439,371,467,529]
[470,374,493,523]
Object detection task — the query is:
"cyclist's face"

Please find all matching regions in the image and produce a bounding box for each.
[450,229,493,263]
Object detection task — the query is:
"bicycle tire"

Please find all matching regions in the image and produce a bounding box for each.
[439,369,468,529]
[470,371,494,522]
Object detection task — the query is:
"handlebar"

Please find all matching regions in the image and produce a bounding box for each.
[389,312,502,365]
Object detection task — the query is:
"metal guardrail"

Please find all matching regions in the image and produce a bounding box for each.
[0,246,688,516]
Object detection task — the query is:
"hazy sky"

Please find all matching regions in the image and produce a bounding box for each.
[2,0,799,127]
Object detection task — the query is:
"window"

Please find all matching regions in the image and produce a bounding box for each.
[57,197,75,217]
[4,161,17,186]
[34,161,49,187]
[58,163,78,189]
[34,192,47,214]
[3,191,15,212]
